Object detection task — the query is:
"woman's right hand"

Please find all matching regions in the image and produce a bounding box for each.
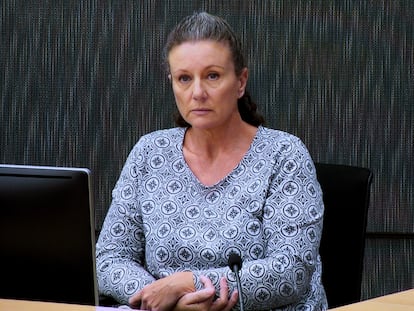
[173,276,238,311]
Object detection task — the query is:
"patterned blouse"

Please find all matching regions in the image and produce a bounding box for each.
[96,126,328,310]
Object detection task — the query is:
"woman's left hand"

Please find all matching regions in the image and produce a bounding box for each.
[173,276,238,311]
[128,271,195,310]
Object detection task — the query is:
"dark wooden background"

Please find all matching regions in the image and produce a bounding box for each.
[1,0,413,300]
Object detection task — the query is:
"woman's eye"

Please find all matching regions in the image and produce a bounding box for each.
[207,73,219,80]
[178,75,191,83]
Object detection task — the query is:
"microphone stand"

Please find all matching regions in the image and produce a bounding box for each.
[233,263,244,311]
[228,253,245,311]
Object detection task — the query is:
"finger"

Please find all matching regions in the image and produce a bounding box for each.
[128,291,141,308]
[211,278,239,311]
[213,277,230,308]
[218,277,229,301]
[179,289,215,305]
[180,278,215,305]
[214,290,238,311]
[139,298,148,311]
[199,275,216,300]
[200,275,213,287]
[225,290,239,311]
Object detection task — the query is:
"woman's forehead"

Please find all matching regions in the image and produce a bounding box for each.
[168,41,234,71]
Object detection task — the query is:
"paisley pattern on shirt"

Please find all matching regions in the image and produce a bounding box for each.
[96,126,327,310]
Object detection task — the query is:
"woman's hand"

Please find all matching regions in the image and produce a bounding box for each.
[173,276,238,311]
[128,271,195,310]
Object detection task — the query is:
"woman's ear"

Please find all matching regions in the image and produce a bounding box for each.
[168,74,172,81]
[238,68,248,98]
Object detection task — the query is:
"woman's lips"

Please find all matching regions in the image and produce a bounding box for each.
[191,109,211,115]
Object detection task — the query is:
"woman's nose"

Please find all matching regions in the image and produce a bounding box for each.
[192,78,207,100]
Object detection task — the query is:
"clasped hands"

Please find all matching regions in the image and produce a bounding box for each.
[128,271,238,311]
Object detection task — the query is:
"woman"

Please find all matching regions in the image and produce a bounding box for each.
[96,12,327,311]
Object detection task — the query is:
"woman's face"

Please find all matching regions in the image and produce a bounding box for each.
[168,40,247,130]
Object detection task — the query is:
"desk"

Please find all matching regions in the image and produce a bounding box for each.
[0,299,120,311]
[2,290,413,311]
[329,288,414,310]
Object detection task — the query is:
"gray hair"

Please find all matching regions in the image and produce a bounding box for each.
[163,12,246,75]
[164,12,265,127]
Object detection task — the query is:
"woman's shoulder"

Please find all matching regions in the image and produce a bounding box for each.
[257,126,313,158]
[257,126,316,170]
[124,127,186,163]
[140,127,185,139]
[134,127,186,147]
[258,126,303,144]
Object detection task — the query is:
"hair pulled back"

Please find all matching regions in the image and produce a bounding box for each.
[163,12,265,127]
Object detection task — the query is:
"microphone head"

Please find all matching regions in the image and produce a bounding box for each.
[228,252,242,271]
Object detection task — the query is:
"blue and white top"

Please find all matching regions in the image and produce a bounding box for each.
[96,126,327,310]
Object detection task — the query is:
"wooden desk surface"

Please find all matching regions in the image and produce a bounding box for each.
[329,288,414,311]
[2,289,413,311]
[0,299,120,311]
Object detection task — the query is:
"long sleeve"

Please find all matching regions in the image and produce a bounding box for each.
[192,134,326,310]
[95,140,156,304]
[95,127,327,310]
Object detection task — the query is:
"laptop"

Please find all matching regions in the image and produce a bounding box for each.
[0,164,98,305]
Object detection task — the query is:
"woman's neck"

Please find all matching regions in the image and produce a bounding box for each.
[183,122,258,159]
[182,123,258,186]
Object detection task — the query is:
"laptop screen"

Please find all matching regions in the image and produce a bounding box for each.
[0,164,98,305]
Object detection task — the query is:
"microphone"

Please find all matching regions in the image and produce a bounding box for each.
[228,253,244,311]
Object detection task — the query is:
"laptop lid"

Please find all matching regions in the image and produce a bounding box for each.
[0,164,98,305]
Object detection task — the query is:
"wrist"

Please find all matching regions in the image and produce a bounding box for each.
[173,271,195,296]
